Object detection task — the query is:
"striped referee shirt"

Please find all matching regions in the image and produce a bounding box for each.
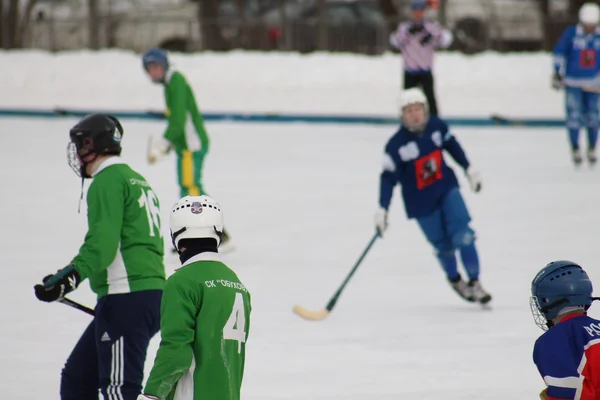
[390,21,453,73]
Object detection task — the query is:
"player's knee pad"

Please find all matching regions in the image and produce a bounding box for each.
[567,111,582,129]
[586,112,599,129]
[450,226,476,249]
[433,243,454,258]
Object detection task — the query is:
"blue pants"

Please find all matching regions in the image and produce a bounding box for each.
[60,290,162,400]
[416,188,480,281]
[565,86,599,149]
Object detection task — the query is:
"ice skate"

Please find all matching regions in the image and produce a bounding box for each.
[572,148,583,166]
[588,147,597,165]
[449,277,475,302]
[468,279,492,304]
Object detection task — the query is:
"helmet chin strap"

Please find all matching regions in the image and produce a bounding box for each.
[76,152,99,213]
[77,176,85,214]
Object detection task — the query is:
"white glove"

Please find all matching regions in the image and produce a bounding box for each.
[466,167,482,193]
[147,136,172,165]
[137,395,159,400]
[375,208,388,237]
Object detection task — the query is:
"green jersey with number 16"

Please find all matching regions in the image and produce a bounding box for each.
[144,252,251,400]
[71,157,166,299]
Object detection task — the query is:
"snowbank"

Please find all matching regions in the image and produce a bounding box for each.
[0,50,562,118]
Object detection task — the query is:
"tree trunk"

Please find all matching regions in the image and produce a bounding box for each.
[438,0,448,26]
[0,0,5,48]
[6,0,19,49]
[378,0,397,33]
[569,0,586,20]
[88,0,100,49]
[277,0,286,50]
[198,0,223,50]
[235,0,245,49]
[17,0,38,48]
[316,0,326,50]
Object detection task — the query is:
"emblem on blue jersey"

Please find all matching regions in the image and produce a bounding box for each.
[190,202,203,214]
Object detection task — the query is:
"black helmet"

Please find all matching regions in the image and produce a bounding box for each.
[67,114,123,177]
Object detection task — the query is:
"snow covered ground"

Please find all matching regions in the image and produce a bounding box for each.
[1,117,599,399]
[0,51,597,399]
[0,50,562,118]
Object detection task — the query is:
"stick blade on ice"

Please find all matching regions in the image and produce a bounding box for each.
[292,305,330,321]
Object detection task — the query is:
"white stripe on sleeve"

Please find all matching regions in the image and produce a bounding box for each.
[382,153,396,172]
[543,375,581,389]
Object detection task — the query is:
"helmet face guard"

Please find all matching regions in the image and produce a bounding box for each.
[67,135,97,178]
[530,295,569,331]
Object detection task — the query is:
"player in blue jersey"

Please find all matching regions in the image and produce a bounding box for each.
[530,260,600,400]
[553,3,600,166]
[375,88,491,304]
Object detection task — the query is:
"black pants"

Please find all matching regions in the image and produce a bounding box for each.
[60,290,162,400]
[404,71,439,116]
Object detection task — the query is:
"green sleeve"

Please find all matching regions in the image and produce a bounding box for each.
[72,175,124,281]
[144,275,198,399]
[163,73,187,145]
[193,106,210,151]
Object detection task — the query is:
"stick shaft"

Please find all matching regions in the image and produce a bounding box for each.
[59,297,95,316]
[325,232,379,311]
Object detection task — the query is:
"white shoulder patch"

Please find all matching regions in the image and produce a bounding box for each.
[382,153,396,172]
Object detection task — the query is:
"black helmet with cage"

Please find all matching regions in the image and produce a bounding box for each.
[67,114,123,178]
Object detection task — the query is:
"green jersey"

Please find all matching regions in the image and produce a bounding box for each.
[144,252,251,400]
[163,70,210,153]
[72,157,166,299]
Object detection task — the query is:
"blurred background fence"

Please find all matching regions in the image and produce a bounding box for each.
[0,0,591,54]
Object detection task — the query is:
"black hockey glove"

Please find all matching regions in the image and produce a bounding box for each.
[34,264,81,302]
[420,32,433,45]
[408,24,424,35]
[552,71,563,90]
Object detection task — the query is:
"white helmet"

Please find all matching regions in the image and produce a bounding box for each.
[170,195,224,250]
[399,88,429,131]
[579,3,600,26]
[400,88,428,111]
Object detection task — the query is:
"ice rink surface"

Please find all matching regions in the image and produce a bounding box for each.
[1,118,599,399]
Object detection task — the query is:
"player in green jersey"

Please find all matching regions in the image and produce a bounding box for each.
[141,48,233,252]
[137,195,251,400]
[34,114,166,400]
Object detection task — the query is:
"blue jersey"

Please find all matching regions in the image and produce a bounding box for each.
[553,25,600,88]
[533,314,600,400]
[379,116,470,219]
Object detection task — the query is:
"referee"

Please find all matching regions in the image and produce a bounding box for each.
[390,0,453,116]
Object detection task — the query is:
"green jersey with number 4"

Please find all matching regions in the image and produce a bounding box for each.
[144,252,251,400]
[72,157,166,299]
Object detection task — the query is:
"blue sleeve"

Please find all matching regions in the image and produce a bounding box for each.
[441,125,470,170]
[379,151,397,210]
[553,27,573,74]
[533,337,580,399]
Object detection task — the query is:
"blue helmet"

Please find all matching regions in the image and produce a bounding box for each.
[530,260,594,330]
[410,0,427,10]
[142,48,169,71]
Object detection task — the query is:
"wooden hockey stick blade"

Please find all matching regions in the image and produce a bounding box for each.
[292,305,330,321]
[490,114,525,126]
[147,136,155,164]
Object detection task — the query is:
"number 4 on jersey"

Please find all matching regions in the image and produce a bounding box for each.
[223,292,247,353]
